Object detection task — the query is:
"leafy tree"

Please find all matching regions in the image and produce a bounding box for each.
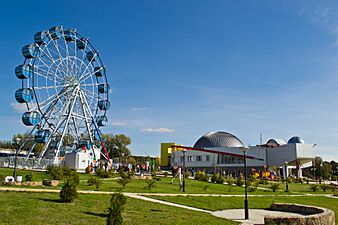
[102,133,131,160]
[330,160,338,176]
[322,162,332,180]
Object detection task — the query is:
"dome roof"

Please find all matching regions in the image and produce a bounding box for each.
[288,136,304,144]
[193,131,244,149]
[266,138,287,146]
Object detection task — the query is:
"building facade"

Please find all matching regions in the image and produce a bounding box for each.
[167,131,316,177]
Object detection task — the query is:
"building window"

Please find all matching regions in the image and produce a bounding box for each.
[180,156,183,162]
[206,155,210,161]
[196,155,202,161]
[187,156,193,162]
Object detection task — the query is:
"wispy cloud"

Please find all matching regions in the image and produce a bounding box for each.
[141,127,175,133]
[131,107,152,111]
[10,102,27,113]
[290,1,338,46]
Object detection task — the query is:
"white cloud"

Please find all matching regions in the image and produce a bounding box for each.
[10,102,27,113]
[141,127,175,133]
[132,107,152,111]
[111,121,128,126]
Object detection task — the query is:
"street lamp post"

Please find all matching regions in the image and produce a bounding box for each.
[182,150,187,193]
[285,161,289,192]
[13,137,21,181]
[240,146,249,220]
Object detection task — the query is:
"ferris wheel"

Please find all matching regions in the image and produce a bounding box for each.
[15,25,110,163]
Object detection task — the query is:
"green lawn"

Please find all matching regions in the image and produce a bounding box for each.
[260,181,337,194]
[149,195,338,223]
[0,167,92,181]
[0,192,237,225]
[1,168,334,196]
[77,177,296,195]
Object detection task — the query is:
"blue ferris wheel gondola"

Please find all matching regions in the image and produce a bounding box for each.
[96,116,108,127]
[15,88,34,103]
[22,111,41,126]
[15,64,33,79]
[98,100,110,110]
[76,38,87,49]
[94,66,105,77]
[86,51,97,61]
[64,28,76,42]
[49,26,63,39]
[98,84,110,93]
[34,30,49,45]
[22,44,39,59]
[35,130,51,143]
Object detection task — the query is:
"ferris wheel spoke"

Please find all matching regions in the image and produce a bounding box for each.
[34,69,62,84]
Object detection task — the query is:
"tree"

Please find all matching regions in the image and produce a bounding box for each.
[330,160,338,176]
[107,193,126,225]
[102,133,131,160]
[322,162,332,180]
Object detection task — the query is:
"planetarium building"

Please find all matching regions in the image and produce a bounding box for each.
[167,131,316,177]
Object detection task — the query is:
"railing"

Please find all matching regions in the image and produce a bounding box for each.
[0,156,63,169]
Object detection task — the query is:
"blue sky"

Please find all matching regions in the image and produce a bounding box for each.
[1,1,338,160]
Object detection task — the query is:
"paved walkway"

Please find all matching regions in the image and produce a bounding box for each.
[212,209,305,225]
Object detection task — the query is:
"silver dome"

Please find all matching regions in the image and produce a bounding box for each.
[288,136,304,144]
[266,138,287,146]
[193,131,244,148]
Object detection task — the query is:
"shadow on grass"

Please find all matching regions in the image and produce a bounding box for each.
[84,211,108,218]
[38,198,64,203]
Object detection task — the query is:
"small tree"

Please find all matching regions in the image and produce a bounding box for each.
[269,183,280,192]
[310,184,320,192]
[144,177,156,190]
[25,173,33,181]
[117,178,130,189]
[107,193,127,225]
[88,176,103,189]
[60,171,79,203]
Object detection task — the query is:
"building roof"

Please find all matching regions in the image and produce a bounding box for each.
[288,136,305,144]
[193,131,244,148]
[266,138,287,146]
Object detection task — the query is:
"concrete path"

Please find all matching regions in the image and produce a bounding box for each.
[212,209,305,225]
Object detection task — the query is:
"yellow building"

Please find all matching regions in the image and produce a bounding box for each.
[160,142,181,168]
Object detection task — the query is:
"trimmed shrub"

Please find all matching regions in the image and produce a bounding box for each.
[47,166,64,180]
[320,184,330,192]
[211,173,224,184]
[144,177,156,190]
[269,183,280,192]
[310,184,320,192]
[88,176,103,189]
[194,171,209,182]
[107,193,127,225]
[60,171,79,203]
[294,178,304,184]
[0,173,4,182]
[235,177,244,187]
[226,178,234,186]
[25,173,33,181]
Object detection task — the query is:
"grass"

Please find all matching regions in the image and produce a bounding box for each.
[149,195,338,223]
[76,177,297,195]
[0,167,92,181]
[0,192,237,225]
[260,181,337,194]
